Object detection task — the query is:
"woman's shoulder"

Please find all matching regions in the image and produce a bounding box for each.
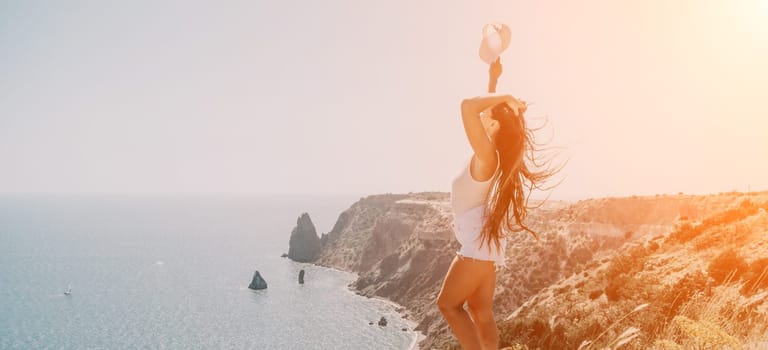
[468,153,499,183]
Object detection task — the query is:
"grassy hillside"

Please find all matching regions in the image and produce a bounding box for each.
[490,198,768,350]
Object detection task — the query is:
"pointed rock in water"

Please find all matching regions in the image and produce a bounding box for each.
[281,253,288,258]
[298,269,305,284]
[248,270,268,290]
[378,316,388,326]
[288,213,322,262]
[401,328,407,331]
[369,321,374,325]
[288,213,321,262]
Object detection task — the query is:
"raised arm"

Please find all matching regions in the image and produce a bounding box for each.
[488,57,502,93]
[458,58,507,174]
[460,94,514,166]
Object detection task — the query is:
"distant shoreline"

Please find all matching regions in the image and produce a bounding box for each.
[299,261,425,350]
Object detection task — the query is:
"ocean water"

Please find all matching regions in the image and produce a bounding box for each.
[0,194,418,350]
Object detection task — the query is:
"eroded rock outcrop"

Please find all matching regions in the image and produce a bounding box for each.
[288,213,322,262]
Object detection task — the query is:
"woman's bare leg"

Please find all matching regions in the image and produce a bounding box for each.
[467,267,499,350]
[437,255,495,350]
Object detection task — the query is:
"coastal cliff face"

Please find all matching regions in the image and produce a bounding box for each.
[304,191,768,349]
[312,192,459,340]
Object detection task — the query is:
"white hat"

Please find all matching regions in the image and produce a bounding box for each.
[478,23,511,65]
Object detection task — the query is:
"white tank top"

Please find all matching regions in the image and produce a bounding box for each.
[449,154,506,267]
[450,154,500,215]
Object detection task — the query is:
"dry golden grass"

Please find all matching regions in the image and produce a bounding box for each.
[632,283,767,350]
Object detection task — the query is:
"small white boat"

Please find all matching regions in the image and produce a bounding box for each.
[63,283,72,296]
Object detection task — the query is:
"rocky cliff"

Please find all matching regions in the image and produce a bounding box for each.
[310,192,458,341]
[299,191,768,349]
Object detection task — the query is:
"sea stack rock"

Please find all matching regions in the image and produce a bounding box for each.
[378,316,388,326]
[298,269,305,284]
[248,270,268,290]
[288,213,322,262]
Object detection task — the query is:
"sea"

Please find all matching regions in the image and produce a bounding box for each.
[0,194,420,350]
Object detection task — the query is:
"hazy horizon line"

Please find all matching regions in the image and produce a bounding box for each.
[1,189,765,202]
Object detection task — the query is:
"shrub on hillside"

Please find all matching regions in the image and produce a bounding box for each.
[605,273,632,302]
[588,289,603,300]
[702,199,757,226]
[605,244,649,282]
[667,199,762,245]
[741,257,768,295]
[659,270,709,320]
[667,222,703,244]
[647,240,660,253]
[555,284,573,295]
[708,249,748,285]
[605,271,657,302]
[693,221,756,252]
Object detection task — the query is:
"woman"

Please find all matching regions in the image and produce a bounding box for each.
[436,58,557,350]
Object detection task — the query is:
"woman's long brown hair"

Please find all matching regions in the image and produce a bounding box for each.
[478,102,562,254]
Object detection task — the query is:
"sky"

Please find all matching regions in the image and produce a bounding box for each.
[1,0,767,200]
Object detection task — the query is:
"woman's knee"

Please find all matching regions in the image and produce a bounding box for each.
[467,304,494,325]
[436,293,464,314]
